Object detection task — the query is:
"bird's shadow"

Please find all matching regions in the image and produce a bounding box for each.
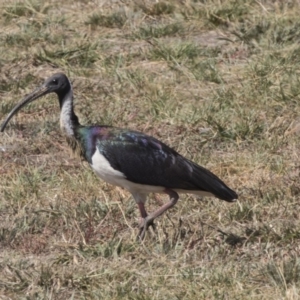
[220,231,246,246]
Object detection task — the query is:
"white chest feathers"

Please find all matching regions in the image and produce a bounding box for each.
[91,150,125,186]
[90,149,165,195]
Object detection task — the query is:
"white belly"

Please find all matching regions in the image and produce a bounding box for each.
[91,150,125,185]
[91,150,165,194]
[90,150,214,198]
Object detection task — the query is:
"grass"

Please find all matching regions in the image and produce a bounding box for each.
[1,0,300,298]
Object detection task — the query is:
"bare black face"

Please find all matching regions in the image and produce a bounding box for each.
[44,73,70,95]
[0,73,71,132]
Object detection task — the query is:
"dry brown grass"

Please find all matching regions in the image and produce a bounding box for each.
[1,0,300,299]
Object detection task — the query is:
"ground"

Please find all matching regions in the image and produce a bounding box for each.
[1,0,300,299]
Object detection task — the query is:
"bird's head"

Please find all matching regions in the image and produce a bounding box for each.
[0,73,71,132]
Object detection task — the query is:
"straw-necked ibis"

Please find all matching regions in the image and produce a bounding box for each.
[1,73,238,240]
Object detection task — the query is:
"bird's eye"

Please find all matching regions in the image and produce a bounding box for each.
[52,79,58,85]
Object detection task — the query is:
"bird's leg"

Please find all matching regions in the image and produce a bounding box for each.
[139,189,179,240]
[132,192,156,240]
[137,202,156,240]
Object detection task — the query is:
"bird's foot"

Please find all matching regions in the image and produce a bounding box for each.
[137,216,156,241]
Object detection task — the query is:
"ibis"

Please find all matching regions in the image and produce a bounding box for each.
[1,73,238,240]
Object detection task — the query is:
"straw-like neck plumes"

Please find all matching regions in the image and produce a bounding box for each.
[58,79,79,137]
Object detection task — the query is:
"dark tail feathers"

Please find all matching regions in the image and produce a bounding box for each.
[191,162,238,202]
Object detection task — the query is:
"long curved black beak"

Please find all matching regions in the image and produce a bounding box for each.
[1,84,51,132]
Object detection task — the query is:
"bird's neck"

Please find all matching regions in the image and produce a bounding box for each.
[58,84,84,159]
[58,85,80,137]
